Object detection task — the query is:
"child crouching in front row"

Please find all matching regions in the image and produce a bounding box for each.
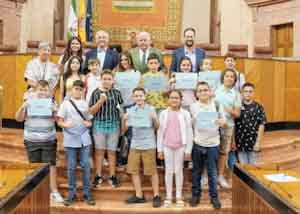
[157,89,193,207]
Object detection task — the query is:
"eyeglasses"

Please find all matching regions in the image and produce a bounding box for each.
[120,58,128,61]
[197,89,209,93]
[243,90,254,93]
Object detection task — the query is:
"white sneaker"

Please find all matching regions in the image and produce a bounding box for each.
[218,176,230,189]
[164,199,172,208]
[50,191,64,203]
[102,158,109,166]
[201,176,208,186]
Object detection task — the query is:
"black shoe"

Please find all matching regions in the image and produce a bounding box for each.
[189,196,200,207]
[152,195,161,208]
[93,175,104,187]
[63,195,77,207]
[126,195,146,204]
[108,175,120,188]
[211,197,221,209]
[83,194,96,206]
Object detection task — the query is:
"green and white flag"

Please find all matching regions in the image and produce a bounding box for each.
[67,0,78,39]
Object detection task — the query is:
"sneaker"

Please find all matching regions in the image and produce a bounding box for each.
[108,175,120,188]
[50,191,64,203]
[126,195,146,204]
[103,158,109,166]
[176,199,185,208]
[201,176,208,186]
[189,196,200,207]
[93,175,104,187]
[83,194,96,206]
[163,199,172,208]
[152,195,161,208]
[63,195,77,207]
[218,176,230,189]
[211,197,221,209]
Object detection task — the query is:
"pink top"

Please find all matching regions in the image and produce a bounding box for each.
[163,110,183,149]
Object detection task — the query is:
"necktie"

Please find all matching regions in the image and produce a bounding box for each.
[142,51,146,69]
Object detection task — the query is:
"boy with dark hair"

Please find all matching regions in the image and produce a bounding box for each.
[235,82,266,164]
[89,69,123,188]
[224,53,245,91]
[57,80,95,206]
[141,53,168,111]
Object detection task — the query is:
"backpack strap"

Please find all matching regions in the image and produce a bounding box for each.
[69,99,86,120]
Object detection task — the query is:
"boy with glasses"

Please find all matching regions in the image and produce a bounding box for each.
[234,83,266,164]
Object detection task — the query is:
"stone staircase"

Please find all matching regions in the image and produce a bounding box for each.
[0,128,300,213]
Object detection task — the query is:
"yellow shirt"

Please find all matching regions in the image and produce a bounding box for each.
[140,71,168,110]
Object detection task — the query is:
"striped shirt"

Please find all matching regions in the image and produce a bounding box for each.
[89,88,123,121]
[24,99,56,142]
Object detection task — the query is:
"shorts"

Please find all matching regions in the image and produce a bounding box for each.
[219,127,234,154]
[93,130,120,151]
[127,149,157,176]
[24,139,57,166]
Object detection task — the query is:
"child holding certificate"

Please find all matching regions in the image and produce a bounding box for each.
[85,59,102,103]
[16,80,64,203]
[122,87,161,208]
[157,89,193,207]
[115,52,141,109]
[57,80,95,206]
[140,53,168,112]
[189,81,226,209]
[169,56,196,109]
[89,70,123,188]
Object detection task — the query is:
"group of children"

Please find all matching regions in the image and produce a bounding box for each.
[16,52,266,209]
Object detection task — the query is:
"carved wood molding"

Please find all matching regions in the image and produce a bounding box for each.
[8,0,27,3]
[244,0,291,7]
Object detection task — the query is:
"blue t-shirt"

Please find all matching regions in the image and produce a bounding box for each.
[129,104,157,150]
[215,85,241,127]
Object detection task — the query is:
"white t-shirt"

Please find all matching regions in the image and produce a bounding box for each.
[86,73,101,103]
[190,100,225,147]
[57,98,93,126]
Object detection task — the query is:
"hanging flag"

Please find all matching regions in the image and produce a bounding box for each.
[67,0,78,39]
[86,0,93,41]
[78,0,86,42]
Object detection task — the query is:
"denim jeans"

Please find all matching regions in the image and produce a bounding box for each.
[65,145,91,198]
[192,144,219,199]
[227,151,237,169]
[238,151,257,164]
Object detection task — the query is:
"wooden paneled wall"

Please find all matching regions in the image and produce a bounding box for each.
[232,173,279,214]
[14,174,50,214]
[0,54,300,122]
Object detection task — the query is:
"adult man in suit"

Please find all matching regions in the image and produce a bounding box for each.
[129,31,166,74]
[170,28,205,73]
[84,30,118,73]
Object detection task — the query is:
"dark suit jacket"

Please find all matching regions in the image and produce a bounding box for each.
[170,47,205,73]
[84,48,119,74]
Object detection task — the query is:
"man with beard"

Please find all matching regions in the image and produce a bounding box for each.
[170,28,205,73]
